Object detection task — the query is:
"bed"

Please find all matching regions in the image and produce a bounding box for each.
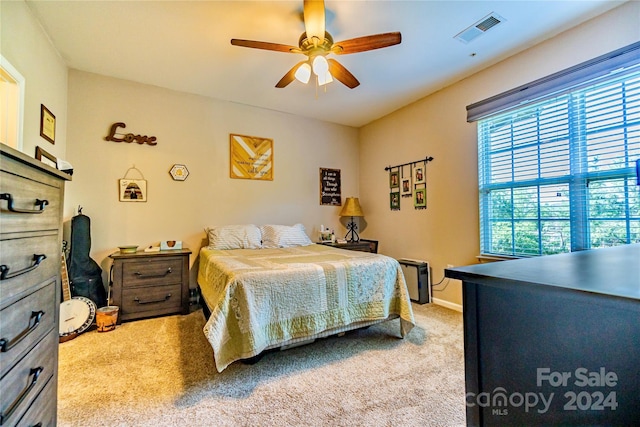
[197,224,416,372]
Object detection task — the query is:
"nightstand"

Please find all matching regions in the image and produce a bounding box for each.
[109,249,191,322]
[320,239,378,253]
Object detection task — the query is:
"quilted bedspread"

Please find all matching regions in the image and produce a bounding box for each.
[197,244,415,372]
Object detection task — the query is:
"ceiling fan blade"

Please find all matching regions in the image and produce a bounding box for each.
[332,32,402,55]
[231,39,299,53]
[275,61,306,88]
[327,59,360,89]
[303,0,325,42]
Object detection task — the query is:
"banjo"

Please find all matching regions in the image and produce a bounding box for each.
[59,246,96,342]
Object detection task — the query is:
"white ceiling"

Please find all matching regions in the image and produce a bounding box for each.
[25,0,625,128]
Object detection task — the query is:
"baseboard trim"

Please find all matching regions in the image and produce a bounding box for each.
[432,297,463,312]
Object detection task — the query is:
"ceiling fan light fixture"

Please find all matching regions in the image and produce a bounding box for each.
[317,71,333,86]
[312,55,329,76]
[295,62,312,83]
[230,1,400,91]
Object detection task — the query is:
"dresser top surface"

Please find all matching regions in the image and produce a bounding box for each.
[446,243,640,301]
[1,143,71,181]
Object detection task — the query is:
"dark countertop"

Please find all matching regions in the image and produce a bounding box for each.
[445,243,640,301]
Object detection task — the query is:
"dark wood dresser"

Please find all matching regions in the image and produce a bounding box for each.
[109,249,191,322]
[445,244,640,426]
[0,143,70,426]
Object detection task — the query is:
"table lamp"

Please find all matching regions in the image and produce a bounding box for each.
[339,197,364,242]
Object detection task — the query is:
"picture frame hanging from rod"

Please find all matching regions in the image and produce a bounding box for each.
[401,165,412,197]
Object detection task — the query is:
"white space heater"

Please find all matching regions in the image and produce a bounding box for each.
[398,259,431,304]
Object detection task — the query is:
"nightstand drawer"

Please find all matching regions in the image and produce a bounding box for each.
[122,258,182,288]
[121,283,182,316]
[0,281,56,378]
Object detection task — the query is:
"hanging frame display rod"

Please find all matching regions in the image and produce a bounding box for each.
[384,156,434,171]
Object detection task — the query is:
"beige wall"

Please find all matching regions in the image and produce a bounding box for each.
[358,1,640,309]
[65,71,359,285]
[5,0,639,308]
[1,0,68,159]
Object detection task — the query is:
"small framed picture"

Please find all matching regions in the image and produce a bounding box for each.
[35,146,57,169]
[414,167,425,184]
[414,187,426,208]
[390,191,400,210]
[401,177,412,197]
[119,179,147,202]
[40,104,56,144]
[169,164,190,181]
[389,171,399,189]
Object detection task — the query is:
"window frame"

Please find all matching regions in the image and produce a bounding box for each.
[477,68,640,257]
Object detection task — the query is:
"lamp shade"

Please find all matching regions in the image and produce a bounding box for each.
[340,197,364,217]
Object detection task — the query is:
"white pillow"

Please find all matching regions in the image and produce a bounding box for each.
[261,224,313,248]
[206,224,262,250]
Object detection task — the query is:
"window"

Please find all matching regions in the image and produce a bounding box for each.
[477,65,640,257]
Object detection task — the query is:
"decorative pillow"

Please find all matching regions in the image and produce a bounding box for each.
[260,224,313,248]
[206,224,262,250]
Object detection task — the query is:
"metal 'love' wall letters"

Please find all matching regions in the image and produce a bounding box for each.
[105,122,157,146]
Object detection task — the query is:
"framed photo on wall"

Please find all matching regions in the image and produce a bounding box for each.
[414,166,425,184]
[390,191,400,210]
[414,187,426,208]
[401,177,412,197]
[40,104,56,144]
[389,170,399,189]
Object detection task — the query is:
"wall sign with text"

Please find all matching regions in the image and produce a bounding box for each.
[105,122,157,146]
[320,168,341,206]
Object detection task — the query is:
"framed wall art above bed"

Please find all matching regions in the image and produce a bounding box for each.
[229,133,273,181]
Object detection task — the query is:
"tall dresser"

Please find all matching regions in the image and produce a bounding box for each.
[0,143,70,426]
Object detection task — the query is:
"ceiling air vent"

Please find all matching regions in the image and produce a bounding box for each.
[454,12,505,44]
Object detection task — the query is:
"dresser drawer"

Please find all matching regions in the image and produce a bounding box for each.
[0,233,59,307]
[122,283,182,317]
[14,373,56,427]
[0,281,56,378]
[0,329,57,426]
[0,169,62,235]
[122,258,183,288]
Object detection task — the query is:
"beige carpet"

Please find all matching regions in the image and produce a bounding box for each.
[57,303,466,426]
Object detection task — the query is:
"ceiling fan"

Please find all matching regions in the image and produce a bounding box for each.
[230,0,401,89]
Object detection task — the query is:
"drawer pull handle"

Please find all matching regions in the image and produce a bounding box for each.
[0,254,47,281]
[0,193,49,214]
[0,311,45,353]
[0,366,44,425]
[134,294,171,305]
[134,267,172,278]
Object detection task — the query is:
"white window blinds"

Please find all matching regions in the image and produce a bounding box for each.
[476,54,640,257]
